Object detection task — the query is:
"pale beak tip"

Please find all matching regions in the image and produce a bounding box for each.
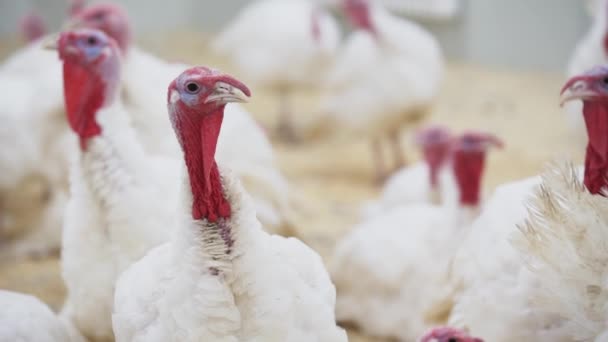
[42,36,59,50]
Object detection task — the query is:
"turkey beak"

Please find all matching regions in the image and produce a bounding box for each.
[482,134,504,150]
[205,79,251,105]
[42,34,59,50]
[62,18,84,31]
[560,75,595,107]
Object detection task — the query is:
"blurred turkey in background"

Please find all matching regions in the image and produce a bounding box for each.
[0,0,607,341]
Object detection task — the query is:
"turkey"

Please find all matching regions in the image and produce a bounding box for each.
[212,0,340,141]
[0,1,292,259]
[0,290,85,342]
[309,0,444,181]
[420,326,484,342]
[49,28,180,341]
[361,125,455,218]
[564,0,607,140]
[329,131,501,341]
[70,3,297,234]
[435,68,608,342]
[19,10,47,43]
[0,18,69,260]
[510,65,608,341]
[0,1,93,260]
[112,66,347,342]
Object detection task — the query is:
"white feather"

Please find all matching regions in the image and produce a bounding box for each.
[0,290,85,342]
[113,168,346,342]
[315,3,443,138]
[361,161,457,218]
[60,99,180,341]
[213,0,340,88]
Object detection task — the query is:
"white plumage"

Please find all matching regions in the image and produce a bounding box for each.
[0,290,85,342]
[0,2,297,262]
[213,0,340,139]
[122,47,296,234]
[330,203,472,341]
[61,100,180,341]
[112,66,346,342]
[440,168,584,341]
[317,3,443,137]
[512,162,608,341]
[113,171,346,342]
[0,39,70,260]
[330,132,498,341]
[361,161,457,218]
[441,175,547,341]
[213,0,340,89]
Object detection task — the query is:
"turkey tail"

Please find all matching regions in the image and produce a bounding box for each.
[511,161,608,340]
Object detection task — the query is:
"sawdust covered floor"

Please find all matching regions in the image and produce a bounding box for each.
[0,33,583,342]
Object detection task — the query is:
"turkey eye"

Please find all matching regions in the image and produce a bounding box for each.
[86,36,98,45]
[448,338,459,342]
[186,82,200,93]
[603,77,608,85]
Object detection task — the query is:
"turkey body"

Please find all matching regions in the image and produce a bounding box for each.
[113,171,346,342]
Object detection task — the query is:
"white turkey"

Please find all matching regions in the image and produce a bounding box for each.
[212,0,341,141]
[112,66,346,342]
[435,67,608,342]
[0,2,293,260]
[329,131,501,341]
[70,3,297,234]
[309,0,444,181]
[50,28,180,341]
[510,65,608,341]
[361,125,456,218]
[0,290,85,342]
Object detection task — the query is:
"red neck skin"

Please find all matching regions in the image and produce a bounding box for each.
[423,144,449,190]
[63,62,106,150]
[172,105,231,222]
[346,5,377,36]
[311,8,321,43]
[582,101,608,195]
[452,150,485,207]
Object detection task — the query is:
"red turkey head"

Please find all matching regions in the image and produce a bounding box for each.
[51,29,121,150]
[342,0,376,34]
[67,3,131,53]
[451,131,503,207]
[414,125,452,189]
[420,326,484,342]
[19,11,46,43]
[167,67,250,221]
[561,65,608,195]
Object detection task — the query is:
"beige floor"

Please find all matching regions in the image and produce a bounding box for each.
[0,33,585,342]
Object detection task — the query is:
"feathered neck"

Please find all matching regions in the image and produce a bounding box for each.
[582,101,608,195]
[172,104,231,222]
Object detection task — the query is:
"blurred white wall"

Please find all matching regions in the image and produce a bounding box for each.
[0,0,593,72]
